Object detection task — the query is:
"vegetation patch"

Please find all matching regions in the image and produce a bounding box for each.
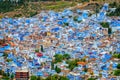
[0,1,24,13]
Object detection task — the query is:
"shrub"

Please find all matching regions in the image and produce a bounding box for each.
[13,14,22,17]
[100,22,109,28]
[30,11,37,17]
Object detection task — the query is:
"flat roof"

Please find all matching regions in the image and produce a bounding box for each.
[16,69,29,72]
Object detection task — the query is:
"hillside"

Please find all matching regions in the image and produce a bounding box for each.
[0,0,120,18]
[0,1,77,18]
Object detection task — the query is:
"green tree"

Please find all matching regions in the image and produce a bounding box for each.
[95,5,100,16]
[2,72,9,80]
[19,0,25,5]
[45,76,51,80]
[51,75,58,80]
[66,59,80,71]
[113,54,118,58]
[64,23,69,26]
[114,70,120,76]
[54,54,63,63]
[63,54,70,60]
[117,64,120,69]
[0,0,24,13]
[43,75,68,80]
[37,76,43,80]
[118,54,120,58]
[6,59,12,62]
[100,22,109,28]
[88,77,96,80]
[10,73,14,79]
[55,66,61,73]
[2,77,9,80]
[0,70,2,75]
[108,5,120,16]
[73,16,78,22]
[81,58,86,62]
[110,52,112,54]
[81,0,89,2]
[114,5,120,16]
[108,28,112,34]
[30,11,37,17]
[59,76,69,80]
[30,75,37,80]
[0,70,4,75]
[51,61,55,70]
[3,52,8,58]
[41,45,44,52]
[35,49,39,53]
[46,75,59,80]
[109,2,117,8]
[113,54,120,58]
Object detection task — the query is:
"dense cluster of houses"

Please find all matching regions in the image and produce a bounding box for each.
[0,3,120,80]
